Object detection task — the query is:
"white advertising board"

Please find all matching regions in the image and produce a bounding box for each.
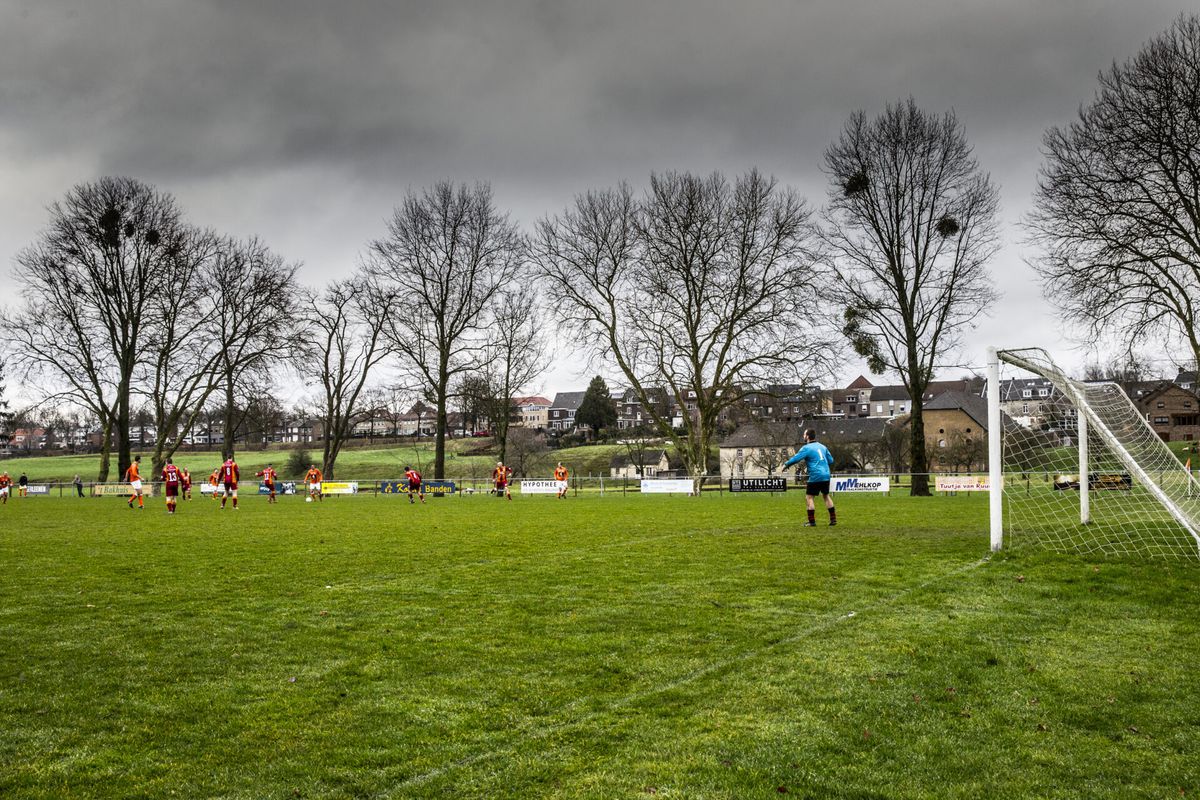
[26,484,51,495]
[640,479,694,494]
[518,480,559,494]
[831,476,890,493]
[935,475,993,492]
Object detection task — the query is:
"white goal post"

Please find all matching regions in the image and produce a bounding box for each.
[987,347,1200,558]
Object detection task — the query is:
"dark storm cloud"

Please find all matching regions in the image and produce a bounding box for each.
[1,0,1195,385]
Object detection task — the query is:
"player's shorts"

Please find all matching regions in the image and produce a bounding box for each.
[0,486,8,497]
[165,484,178,498]
[223,481,237,494]
[806,480,831,496]
[130,480,143,492]
[264,482,275,491]
[310,482,322,494]
[408,481,422,492]
[555,480,568,492]
[495,481,507,491]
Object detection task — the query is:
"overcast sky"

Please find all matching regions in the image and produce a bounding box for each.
[1,0,1194,401]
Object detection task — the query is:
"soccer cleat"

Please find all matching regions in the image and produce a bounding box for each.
[829,521,837,526]
[804,521,817,527]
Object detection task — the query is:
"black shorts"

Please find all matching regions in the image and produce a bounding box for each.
[806,480,831,496]
[408,481,421,492]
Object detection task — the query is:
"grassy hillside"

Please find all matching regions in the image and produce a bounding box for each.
[0,439,637,483]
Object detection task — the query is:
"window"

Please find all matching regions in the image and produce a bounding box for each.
[1022,389,1032,398]
[1022,403,1029,414]
[1179,415,1198,426]
[966,428,972,434]
[1157,402,1165,409]
[1154,416,1170,425]
[875,404,883,413]
[1038,389,1049,397]
[938,428,945,434]
[1185,401,1194,409]
[938,439,946,448]
[846,395,856,402]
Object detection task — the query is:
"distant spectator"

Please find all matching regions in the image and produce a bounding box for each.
[73,474,84,498]
[18,472,28,498]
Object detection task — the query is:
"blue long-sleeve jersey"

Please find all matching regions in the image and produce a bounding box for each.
[783,441,834,483]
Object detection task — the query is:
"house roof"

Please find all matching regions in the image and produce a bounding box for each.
[609,450,669,468]
[1134,381,1199,406]
[924,391,1001,430]
[869,384,911,402]
[514,396,551,407]
[1175,370,1197,384]
[846,375,874,390]
[549,391,586,410]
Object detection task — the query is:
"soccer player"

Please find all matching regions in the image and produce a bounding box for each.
[256,463,278,504]
[217,456,240,510]
[783,428,836,527]
[403,465,424,504]
[180,467,192,500]
[304,464,323,502]
[206,467,221,500]
[554,462,569,499]
[161,458,182,514]
[493,461,512,500]
[0,471,10,505]
[18,472,28,498]
[125,456,145,510]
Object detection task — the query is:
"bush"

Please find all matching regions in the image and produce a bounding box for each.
[286,447,313,478]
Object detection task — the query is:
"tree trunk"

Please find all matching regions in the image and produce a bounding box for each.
[116,382,132,480]
[909,392,930,496]
[97,416,113,482]
[222,375,236,460]
[434,375,449,479]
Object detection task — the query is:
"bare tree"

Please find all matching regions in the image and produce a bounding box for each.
[823,99,1000,496]
[370,181,524,478]
[1029,15,1200,370]
[1,177,198,480]
[484,285,549,462]
[303,277,393,478]
[505,427,550,478]
[534,170,829,492]
[209,237,302,460]
[0,359,12,448]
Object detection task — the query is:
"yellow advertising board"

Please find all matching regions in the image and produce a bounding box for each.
[92,483,156,497]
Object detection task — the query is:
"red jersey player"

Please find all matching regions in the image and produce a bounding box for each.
[161,458,182,514]
[256,464,278,504]
[403,466,424,504]
[217,457,240,510]
[0,471,10,505]
[493,461,513,500]
[180,467,192,500]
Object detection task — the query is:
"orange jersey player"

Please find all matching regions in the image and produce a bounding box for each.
[554,462,569,499]
[161,459,182,514]
[125,456,145,509]
[179,467,192,500]
[0,472,10,505]
[256,464,279,504]
[208,468,221,500]
[403,466,424,504]
[304,465,323,502]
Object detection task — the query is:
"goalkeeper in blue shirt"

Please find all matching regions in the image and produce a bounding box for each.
[783,428,837,527]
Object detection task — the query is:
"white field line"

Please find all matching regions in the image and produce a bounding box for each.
[373,555,992,796]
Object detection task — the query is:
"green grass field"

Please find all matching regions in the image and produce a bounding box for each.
[1,491,1197,799]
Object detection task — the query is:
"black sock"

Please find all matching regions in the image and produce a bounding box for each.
[829,507,837,522]
[807,509,816,525]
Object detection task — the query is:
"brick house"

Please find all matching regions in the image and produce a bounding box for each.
[1135,383,1200,442]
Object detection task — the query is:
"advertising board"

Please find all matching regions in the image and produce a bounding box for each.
[518,480,560,494]
[640,479,695,494]
[729,477,788,493]
[831,476,890,493]
[935,475,992,492]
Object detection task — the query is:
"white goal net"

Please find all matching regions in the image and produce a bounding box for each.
[989,348,1200,559]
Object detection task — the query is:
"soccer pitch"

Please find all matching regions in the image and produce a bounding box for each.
[1,493,1196,798]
